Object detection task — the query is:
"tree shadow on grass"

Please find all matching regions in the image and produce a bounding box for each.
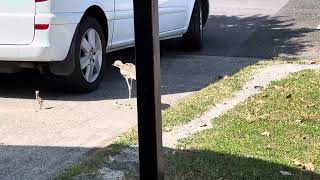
[164,148,320,180]
[1,143,319,179]
[62,144,320,180]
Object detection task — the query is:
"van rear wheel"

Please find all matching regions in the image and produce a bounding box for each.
[62,16,107,92]
[182,0,203,50]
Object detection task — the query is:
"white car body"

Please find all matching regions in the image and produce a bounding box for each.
[0,0,203,62]
[0,0,209,91]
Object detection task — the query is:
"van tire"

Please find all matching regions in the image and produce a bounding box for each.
[61,16,107,93]
[182,0,203,50]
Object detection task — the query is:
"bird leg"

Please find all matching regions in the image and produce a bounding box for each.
[125,78,132,100]
[130,78,133,89]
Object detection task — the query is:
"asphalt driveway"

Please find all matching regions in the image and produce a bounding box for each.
[165,0,320,58]
[1,0,320,179]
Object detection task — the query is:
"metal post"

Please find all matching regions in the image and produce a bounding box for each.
[133,0,163,179]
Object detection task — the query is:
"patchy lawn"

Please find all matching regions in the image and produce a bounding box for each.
[57,62,261,179]
[166,70,320,179]
[162,63,260,131]
[58,59,320,180]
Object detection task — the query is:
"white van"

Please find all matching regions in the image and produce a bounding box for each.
[0,0,209,92]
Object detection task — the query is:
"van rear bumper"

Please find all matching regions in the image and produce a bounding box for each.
[0,13,81,62]
[0,24,77,62]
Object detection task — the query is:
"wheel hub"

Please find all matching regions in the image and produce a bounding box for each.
[79,28,103,83]
[89,49,96,62]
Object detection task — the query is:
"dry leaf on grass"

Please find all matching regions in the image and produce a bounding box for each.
[274,85,282,90]
[259,114,270,120]
[292,160,315,172]
[307,104,316,108]
[266,144,273,150]
[261,131,271,137]
[294,119,304,124]
[254,85,264,89]
[200,124,208,127]
[293,159,303,166]
[280,171,293,176]
[218,75,229,80]
[303,163,315,172]
[256,100,264,104]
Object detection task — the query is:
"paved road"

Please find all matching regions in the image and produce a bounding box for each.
[1,0,320,179]
[165,0,320,58]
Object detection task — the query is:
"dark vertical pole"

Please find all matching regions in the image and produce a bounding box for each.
[133,0,163,179]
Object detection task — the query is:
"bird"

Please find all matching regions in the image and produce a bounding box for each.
[113,60,136,100]
[35,90,44,110]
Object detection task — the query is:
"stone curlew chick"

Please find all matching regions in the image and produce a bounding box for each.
[113,60,136,99]
[35,90,44,110]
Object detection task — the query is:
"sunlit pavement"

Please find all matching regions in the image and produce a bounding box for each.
[1,0,320,179]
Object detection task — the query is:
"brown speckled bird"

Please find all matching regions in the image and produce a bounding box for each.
[113,60,136,99]
[35,90,44,110]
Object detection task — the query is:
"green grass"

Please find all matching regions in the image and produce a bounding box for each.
[57,59,320,179]
[56,144,129,180]
[112,63,261,145]
[258,56,320,65]
[56,129,140,179]
[101,63,261,145]
[57,62,261,179]
[162,64,260,131]
[165,70,320,179]
[162,57,320,132]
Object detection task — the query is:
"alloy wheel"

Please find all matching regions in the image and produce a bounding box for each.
[79,28,103,83]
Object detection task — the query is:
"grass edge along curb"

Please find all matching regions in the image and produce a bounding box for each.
[57,61,267,179]
[166,69,320,179]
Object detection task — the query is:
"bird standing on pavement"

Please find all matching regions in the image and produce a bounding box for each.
[35,90,44,110]
[113,60,136,99]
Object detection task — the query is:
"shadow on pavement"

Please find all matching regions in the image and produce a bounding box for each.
[163,15,317,58]
[0,14,316,101]
[0,145,96,180]
[2,144,318,179]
